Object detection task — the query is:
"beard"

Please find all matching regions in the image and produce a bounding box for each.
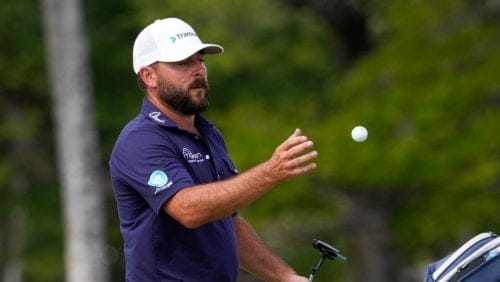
[157,76,210,115]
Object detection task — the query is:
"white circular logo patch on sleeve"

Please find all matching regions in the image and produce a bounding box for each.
[148,170,172,194]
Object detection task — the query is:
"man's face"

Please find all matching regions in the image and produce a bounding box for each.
[157,74,209,115]
[154,53,210,115]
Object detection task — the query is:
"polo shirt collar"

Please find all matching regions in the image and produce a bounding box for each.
[141,97,214,131]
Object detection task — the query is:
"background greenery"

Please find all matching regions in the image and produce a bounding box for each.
[0,0,498,281]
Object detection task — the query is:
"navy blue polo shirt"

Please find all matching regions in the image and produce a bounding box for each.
[109,98,239,282]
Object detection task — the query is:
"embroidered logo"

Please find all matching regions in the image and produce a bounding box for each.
[182,148,205,163]
[176,31,197,40]
[147,170,173,194]
[170,32,197,44]
[149,112,165,123]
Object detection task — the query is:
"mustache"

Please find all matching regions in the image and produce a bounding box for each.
[189,77,208,89]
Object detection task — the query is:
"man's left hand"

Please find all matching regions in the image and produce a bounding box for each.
[284,274,310,282]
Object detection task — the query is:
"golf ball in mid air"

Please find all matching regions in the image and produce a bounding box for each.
[351,126,368,142]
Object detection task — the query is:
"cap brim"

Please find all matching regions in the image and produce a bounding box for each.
[160,43,224,63]
[201,44,224,55]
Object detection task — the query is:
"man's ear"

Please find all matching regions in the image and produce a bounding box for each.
[139,67,158,88]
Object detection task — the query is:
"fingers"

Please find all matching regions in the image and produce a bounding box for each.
[268,128,318,181]
[292,150,318,168]
[283,128,316,162]
[278,128,309,152]
[288,139,314,158]
[291,128,301,137]
[288,150,317,178]
[297,162,317,174]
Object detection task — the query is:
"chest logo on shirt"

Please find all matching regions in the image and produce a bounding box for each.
[147,170,173,194]
[183,148,206,163]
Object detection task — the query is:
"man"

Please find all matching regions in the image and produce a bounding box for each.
[109,17,318,281]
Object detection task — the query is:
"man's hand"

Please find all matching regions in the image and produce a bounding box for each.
[264,128,318,182]
[284,274,310,282]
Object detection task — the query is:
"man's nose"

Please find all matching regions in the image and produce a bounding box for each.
[194,59,207,77]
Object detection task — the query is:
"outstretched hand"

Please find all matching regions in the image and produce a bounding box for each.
[284,274,310,282]
[264,128,318,182]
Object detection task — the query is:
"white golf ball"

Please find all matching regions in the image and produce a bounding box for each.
[351,126,368,142]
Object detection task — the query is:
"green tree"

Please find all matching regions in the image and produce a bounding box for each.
[0,0,61,281]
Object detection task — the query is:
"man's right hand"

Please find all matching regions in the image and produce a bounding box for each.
[264,128,318,182]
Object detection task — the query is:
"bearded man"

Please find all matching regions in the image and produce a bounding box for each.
[109,18,317,282]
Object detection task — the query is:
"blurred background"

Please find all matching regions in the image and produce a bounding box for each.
[0,0,499,281]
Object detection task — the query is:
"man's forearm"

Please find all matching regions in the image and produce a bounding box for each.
[164,162,276,228]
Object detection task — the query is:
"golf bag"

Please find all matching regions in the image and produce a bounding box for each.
[425,231,500,282]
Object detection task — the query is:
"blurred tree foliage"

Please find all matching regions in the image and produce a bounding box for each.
[0,0,498,281]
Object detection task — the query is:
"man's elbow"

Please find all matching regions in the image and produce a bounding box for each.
[163,204,206,229]
[176,214,205,229]
[163,191,218,229]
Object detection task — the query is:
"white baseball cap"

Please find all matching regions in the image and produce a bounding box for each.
[132,18,224,73]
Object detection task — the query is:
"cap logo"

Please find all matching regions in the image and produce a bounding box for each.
[176,31,198,40]
[168,32,197,44]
